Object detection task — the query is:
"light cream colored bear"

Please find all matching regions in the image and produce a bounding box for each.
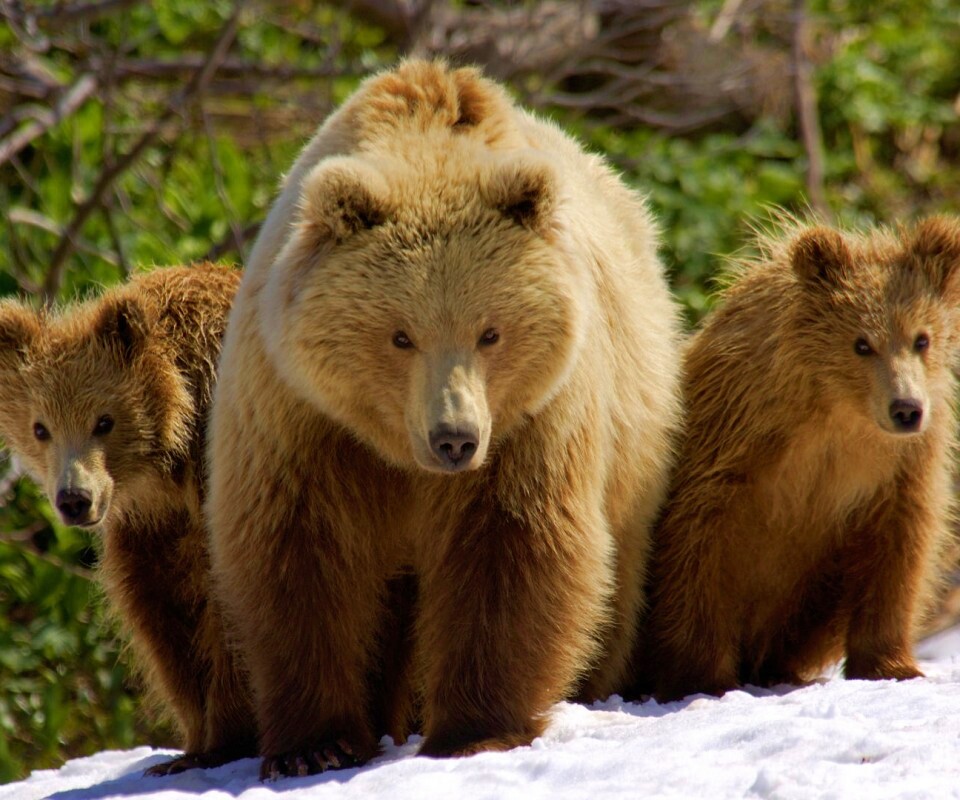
[206,59,681,779]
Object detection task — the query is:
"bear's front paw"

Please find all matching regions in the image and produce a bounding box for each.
[144,747,243,776]
[845,655,924,682]
[420,729,535,758]
[259,738,369,781]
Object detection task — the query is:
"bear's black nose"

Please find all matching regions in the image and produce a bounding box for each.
[889,399,923,432]
[429,424,479,470]
[56,488,93,524]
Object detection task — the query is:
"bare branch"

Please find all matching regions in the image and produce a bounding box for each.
[9,206,119,266]
[41,3,245,301]
[106,56,352,83]
[792,0,830,219]
[202,220,260,263]
[24,0,146,27]
[0,73,97,164]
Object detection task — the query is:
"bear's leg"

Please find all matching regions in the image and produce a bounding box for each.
[751,564,846,688]
[576,508,651,702]
[369,573,420,745]
[213,493,388,779]
[101,517,208,759]
[639,515,740,702]
[416,493,611,757]
[178,619,258,773]
[843,486,933,682]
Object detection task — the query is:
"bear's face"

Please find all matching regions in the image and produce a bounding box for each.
[0,297,192,527]
[791,219,960,437]
[262,151,588,472]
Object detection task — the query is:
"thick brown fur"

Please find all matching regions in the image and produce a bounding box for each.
[206,59,681,778]
[0,264,255,773]
[629,216,960,702]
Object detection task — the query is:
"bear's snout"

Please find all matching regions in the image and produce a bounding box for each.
[889,398,924,433]
[429,423,479,471]
[56,487,94,526]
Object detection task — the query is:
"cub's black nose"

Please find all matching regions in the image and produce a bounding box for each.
[429,424,479,470]
[889,399,923,432]
[56,488,93,524]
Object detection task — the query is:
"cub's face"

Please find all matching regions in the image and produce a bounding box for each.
[0,298,191,527]
[790,219,960,437]
[262,151,588,472]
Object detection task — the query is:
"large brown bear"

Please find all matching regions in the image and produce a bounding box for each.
[0,264,254,774]
[631,218,960,702]
[206,59,681,779]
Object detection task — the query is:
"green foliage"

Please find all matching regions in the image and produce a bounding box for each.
[0,471,173,783]
[1,0,959,784]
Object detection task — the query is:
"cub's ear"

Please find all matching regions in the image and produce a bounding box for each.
[790,226,853,285]
[96,295,149,360]
[297,157,391,248]
[481,154,558,236]
[0,301,38,367]
[909,215,960,299]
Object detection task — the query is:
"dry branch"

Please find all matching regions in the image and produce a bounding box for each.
[40,4,244,300]
[0,73,97,167]
[791,0,829,218]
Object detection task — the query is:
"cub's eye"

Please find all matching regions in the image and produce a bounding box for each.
[854,338,873,356]
[392,331,414,350]
[93,415,114,436]
[914,333,930,352]
[478,328,500,347]
[33,422,50,441]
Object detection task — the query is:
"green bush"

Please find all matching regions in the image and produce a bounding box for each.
[1,0,958,782]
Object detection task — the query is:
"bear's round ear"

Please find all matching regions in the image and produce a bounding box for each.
[481,154,558,236]
[0,300,38,368]
[909,215,960,299]
[790,227,852,286]
[96,296,149,360]
[298,157,391,248]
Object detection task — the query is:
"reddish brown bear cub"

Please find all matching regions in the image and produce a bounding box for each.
[633,218,960,702]
[207,59,681,779]
[0,264,254,774]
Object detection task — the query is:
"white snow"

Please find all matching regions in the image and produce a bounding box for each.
[5,628,960,800]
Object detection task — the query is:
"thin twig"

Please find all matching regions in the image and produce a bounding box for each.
[0,74,97,168]
[102,205,129,276]
[200,104,245,261]
[202,220,260,263]
[791,0,830,219]
[41,3,245,301]
[10,206,119,266]
[106,56,350,82]
[27,0,146,26]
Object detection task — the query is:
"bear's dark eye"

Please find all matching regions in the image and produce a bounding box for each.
[478,328,500,347]
[392,331,414,350]
[33,422,50,441]
[854,338,873,356]
[93,415,114,436]
[914,333,930,352]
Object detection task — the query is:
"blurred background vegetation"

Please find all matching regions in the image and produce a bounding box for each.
[0,0,958,783]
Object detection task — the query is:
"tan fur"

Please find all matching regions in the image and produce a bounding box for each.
[0,264,255,773]
[206,59,681,777]
[630,217,960,701]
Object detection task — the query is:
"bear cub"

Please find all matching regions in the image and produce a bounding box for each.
[0,264,254,774]
[632,218,960,702]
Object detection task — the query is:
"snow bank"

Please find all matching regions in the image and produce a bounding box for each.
[4,630,960,800]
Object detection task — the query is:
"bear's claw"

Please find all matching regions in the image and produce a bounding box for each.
[144,749,239,776]
[260,739,363,781]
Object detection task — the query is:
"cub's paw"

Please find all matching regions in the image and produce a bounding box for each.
[144,748,243,776]
[420,730,534,758]
[259,739,370,781]
[845,657,924,682]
